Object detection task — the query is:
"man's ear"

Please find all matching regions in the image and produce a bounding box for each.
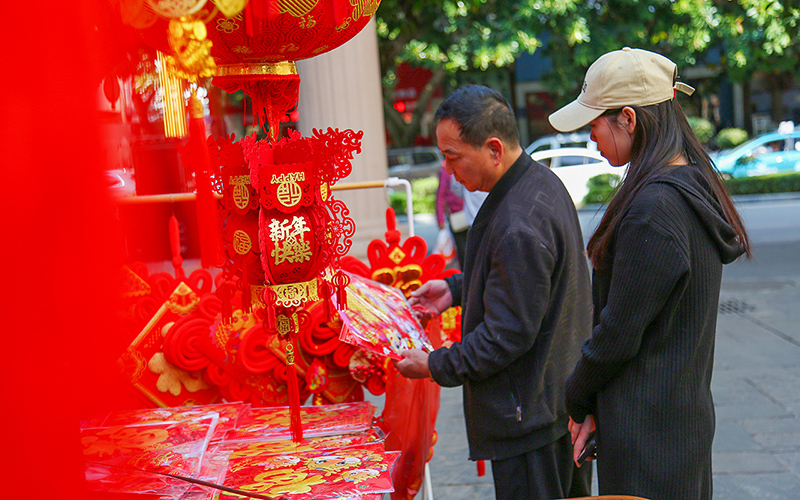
[486,137,503,162]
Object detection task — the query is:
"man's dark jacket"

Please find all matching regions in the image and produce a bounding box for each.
[428,152,592,461]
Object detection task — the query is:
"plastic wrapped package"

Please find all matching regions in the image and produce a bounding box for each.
[222,401,374,443]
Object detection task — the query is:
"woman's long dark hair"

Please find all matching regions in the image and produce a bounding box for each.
[587,98,751,269]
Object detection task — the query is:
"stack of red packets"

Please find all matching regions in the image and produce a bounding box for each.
[82,401,397,499]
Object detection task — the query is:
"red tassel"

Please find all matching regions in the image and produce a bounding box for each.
[188,95,222,269]
[263,287,277,331]
[320,279,338,320]
[217,280,234,324]
[285,343,304,442]
[334,271,349,310]
[168,215,185,279]
[241,258,251,313]
[477,460,486,477]
[213,75,299,138]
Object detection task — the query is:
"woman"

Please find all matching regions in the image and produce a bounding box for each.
[548,48,750,500]
[435,162,468,267]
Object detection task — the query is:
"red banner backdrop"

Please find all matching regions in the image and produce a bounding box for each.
[3,2,136,499]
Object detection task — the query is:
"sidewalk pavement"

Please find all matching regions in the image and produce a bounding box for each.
[424,271,800,499]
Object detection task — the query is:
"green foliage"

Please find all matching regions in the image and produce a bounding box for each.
[582,173,621,206]
[376,0,563,147]
[388,176,439,215]
[539,1,719,107]
[724,172,800,196]
[688,116,715,145]
[711,1,800,81]
[376,0,548,74]
[377,0,800,147]
[715,128,749,150]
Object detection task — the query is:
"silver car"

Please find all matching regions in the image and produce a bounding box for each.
[387,147,444,180]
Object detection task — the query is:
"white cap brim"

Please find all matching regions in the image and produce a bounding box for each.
[548,99,605,133]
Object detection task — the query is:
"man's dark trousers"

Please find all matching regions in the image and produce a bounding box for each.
[491,432,592,499]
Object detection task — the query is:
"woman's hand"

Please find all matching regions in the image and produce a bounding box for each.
[569,414,596,467]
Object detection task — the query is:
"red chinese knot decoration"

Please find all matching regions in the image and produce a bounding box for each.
[210,127,359,440]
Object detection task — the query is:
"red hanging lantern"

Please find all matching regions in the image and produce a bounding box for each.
[243,127,359,302]
[206,0,381,64]
[130,0,382,137]
[206,0,382,137]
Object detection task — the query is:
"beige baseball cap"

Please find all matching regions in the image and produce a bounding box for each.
[548,47,695,132]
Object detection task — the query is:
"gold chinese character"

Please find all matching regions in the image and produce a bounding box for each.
[269,216,312,265]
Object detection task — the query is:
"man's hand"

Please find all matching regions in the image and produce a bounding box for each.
[569,415,596,467]
[407,280,453,315]
[392,349,432,380]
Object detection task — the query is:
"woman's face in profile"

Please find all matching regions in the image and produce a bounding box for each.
[589,113,634,167]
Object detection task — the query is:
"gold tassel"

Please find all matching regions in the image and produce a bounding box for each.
[157,50,187,138]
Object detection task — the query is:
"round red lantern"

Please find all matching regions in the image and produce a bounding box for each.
[205,0,381,64]
[205,0,382,138]
[131,0,382,137]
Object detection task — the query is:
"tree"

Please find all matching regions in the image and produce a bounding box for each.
[526,0,800,128]
[711,0,800,126]
[538,0,721,108]
[375,0,574,147]
[376,1,800,146]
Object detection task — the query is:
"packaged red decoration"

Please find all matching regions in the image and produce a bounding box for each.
[222,401,375,443]
[218,443,399,500]
[338,272,433,361]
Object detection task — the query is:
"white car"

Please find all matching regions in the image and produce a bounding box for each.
[525,131,598,168]
[530,148,624,206]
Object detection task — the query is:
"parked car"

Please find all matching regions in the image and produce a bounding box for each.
[714,130,800,178]
[387,146,444,180]
[525,131,597,168]
[530,147,623,206]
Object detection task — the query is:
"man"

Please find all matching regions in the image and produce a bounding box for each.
[394,85,592,499]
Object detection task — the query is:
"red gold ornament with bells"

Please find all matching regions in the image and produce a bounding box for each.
[212,128,359,441]
[119,0,381,443]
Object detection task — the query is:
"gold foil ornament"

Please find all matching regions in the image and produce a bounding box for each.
[165,17,216,82]
[148,0,208,18]
[211,0,248,18]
